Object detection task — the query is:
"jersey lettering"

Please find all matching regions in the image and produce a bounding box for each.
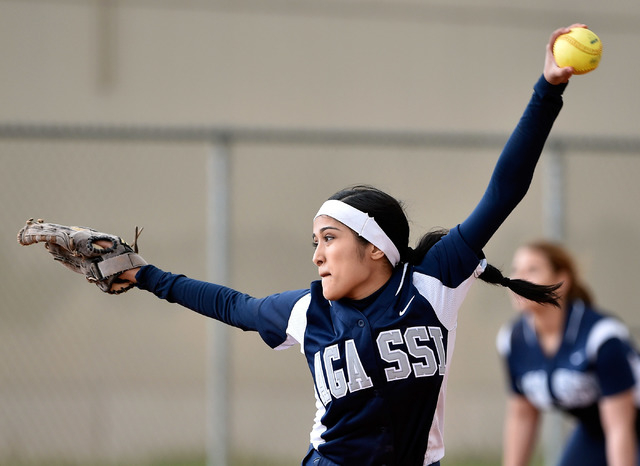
[405,326,438,377]
[314,341,373,405]
[378,326,446,382]
[345,339,374,392]
[428,326,447,375]
[313,326,445,404]
[377,329,412,381]
[314,351,332,405]
[324,344,348,398]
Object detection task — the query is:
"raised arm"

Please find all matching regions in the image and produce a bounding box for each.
[459,25,586,253]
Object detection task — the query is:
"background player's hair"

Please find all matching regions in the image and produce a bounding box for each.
[329,185,560,306]
[520,240,594,306]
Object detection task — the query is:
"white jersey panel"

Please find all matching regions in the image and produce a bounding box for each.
[496,322,513,357]
[412,259,486,331]
[310,388,328,449]
[275,293,311,351]
[414,259,484,464]
[585,317,630,361]
[423,326,456,465]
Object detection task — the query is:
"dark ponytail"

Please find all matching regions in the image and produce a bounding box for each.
[409,229,560,307]
[479,263,561,307]
[405,228,449,265]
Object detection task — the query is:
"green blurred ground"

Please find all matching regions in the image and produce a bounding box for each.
[4,452,546,466]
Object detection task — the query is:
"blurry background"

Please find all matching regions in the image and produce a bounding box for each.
[2,1,640,465]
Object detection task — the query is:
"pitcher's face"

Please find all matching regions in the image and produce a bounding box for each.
[312,215,375,301]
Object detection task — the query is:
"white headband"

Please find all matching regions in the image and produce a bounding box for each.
[314,199,401,267]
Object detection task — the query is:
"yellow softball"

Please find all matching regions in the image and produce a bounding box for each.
[553,28,602,75]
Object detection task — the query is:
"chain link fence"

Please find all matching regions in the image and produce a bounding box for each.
[2,124,640,465]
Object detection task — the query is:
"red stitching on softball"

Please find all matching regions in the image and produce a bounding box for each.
[558,35,602,56]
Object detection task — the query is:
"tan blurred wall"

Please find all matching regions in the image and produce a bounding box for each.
[2,1,640,464]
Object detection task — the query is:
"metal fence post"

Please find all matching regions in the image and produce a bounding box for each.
[543,142,566,243]
[206,139,231,466]
[541,143,566,466]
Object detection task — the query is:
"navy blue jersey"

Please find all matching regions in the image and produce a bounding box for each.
[137,228,483,465]
[272,226,484,465]
[136,75,567,465]
[497,301,640,437]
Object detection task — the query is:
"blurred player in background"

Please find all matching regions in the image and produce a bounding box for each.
[497,240,640,466]
[107,25,579,466]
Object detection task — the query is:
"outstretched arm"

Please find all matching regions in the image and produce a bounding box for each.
[459,25,586,253]
[98,245,307,339]
[129,264,310,348]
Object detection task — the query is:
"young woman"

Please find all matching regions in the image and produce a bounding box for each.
[113,25,580,466]
[497,241,640,466]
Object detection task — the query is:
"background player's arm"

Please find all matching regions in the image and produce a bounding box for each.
[600,388,638,466]
[596,335,639,465]
[502,394,540,466]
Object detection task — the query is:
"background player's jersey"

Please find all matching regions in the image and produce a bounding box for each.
[497,301,640,436]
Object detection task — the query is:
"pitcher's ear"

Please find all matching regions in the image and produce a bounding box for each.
[369,244,387,262]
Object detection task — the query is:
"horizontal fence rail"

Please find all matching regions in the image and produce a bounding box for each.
[1,123,640,154]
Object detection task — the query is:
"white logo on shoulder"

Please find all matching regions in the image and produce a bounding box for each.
[570,351,585,366]
[399,295,415,316]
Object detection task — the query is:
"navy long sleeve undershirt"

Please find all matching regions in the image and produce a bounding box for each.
[136,267,263,331]
[136,74,566,330]
[459,74,566,252]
